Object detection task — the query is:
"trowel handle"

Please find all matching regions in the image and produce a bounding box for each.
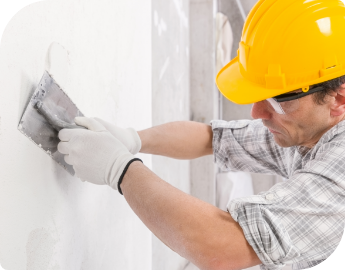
[35,101,87,132]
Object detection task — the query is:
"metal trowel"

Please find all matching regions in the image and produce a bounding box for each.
[18,71,86,176]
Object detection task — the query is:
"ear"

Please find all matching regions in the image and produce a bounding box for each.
[330,84,345,117]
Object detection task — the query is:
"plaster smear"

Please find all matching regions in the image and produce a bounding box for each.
[154,11,168,36]
[45,42,71,91]
[0,0,152,269]
[173,0,188,29]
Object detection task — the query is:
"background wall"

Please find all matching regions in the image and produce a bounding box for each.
[217,0,284,198]
[0,0,152,269]
[190,0,218,206]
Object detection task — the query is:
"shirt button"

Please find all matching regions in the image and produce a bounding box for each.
[266,194,275,201]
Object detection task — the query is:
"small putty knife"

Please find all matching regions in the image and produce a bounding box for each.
[18,71,86,176]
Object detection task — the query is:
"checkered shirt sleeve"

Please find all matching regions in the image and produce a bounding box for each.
[211,119,345,270]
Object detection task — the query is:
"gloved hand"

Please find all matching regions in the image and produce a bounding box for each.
[58,118,142,193]
[74,117,142,155]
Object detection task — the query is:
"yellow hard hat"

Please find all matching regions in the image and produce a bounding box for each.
[216,0,345,105]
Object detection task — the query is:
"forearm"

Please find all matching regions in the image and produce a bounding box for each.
[138,121,213,159]
[121,161,261,270]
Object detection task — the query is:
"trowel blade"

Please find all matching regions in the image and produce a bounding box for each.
[18,71,84,176]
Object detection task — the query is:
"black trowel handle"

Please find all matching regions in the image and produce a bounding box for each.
[35,101,87,132]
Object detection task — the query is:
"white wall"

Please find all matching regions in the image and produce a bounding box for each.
[0,0,152,269]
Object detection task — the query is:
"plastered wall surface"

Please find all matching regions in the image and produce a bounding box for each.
[0,0,152,269]
[151,0,191,269]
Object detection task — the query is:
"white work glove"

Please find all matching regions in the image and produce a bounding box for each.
[84,117,142,155]
[58,117,142,193]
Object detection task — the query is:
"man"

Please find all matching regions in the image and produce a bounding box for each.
[57,0,345,269]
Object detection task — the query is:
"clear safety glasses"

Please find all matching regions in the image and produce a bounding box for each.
[266,86,325,114]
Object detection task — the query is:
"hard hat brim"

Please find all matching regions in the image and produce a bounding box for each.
[216,57,290,105]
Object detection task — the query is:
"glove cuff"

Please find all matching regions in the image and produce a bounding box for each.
[117,158,143,195]
[127,128,142,154]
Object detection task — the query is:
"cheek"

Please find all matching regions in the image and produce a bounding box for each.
[291,98,329,135]
[274,108,309,138]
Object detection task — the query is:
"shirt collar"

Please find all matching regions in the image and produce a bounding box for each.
[296,120,345,156]
[313,120,345,148]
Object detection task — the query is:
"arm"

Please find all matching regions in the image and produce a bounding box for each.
[121,161,261,270]
[58,118,261,269]
[138,121,213,159]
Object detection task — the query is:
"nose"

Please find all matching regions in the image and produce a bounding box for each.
[251,101,273,120]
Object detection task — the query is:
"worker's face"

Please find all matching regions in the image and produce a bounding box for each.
[251,88,345,148]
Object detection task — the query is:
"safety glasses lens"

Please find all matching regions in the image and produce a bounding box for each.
[266,98,299,114]
[280,99,300,114]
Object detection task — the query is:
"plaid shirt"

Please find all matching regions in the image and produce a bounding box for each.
[211,119,345,270]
